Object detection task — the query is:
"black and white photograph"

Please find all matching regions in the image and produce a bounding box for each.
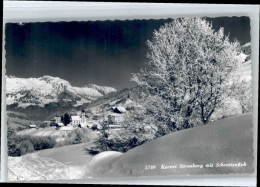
[4,13,255,181]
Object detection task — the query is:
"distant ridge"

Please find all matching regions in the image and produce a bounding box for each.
[6,75,117,108]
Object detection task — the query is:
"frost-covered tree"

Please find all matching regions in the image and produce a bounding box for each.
[131,17,243,131]
[230,80,253,114]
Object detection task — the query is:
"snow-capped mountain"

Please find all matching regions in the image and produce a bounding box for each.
[6,75,116,108]
[87,84,118,96]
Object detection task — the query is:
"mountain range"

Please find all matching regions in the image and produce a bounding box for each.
[5,75,117,122]
[6,75,116,108]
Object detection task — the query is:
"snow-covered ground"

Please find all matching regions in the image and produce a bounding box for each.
[8,113,253,181]
[89,151,123,166]
[240,60,252,82]
[17,127,62,137]
[8,154,85,181]
[8,142,121,181]
[90,113,253,178]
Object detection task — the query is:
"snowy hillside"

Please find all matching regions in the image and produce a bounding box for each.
[89,113,253,178]
[8,113,253,181]
[234,42,252,81]
[6,75,116,108]
[82,86,143,116]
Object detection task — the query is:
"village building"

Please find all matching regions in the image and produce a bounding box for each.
[108,113,124,124]
[56,122,64,127]
[55,122,65,130]
[104,106,127,129]
[70,110,87,127]
[29,124,37,129]
[50,116,61,126]
[50,110,88,130]
[71,116,82,126]
[53,116,61,123]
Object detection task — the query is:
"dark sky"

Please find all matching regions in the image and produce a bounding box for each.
[5,17,251,90]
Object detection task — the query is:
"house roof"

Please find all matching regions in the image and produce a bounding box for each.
[57,123,64,127]
[113,106,127,113]
[117,106,126,112]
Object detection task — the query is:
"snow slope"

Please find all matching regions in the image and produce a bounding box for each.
[8,143,96,181]
[238,42,252,82]
[8,113,254,181]
[8,154,85,181]
[90,113,254,178]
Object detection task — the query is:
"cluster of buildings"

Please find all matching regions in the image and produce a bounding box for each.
[49,110,88,131]
[47,106,127,131]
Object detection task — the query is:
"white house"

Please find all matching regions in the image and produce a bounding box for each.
[108,113,124,124]
[71,115,82,126]
[70,110,87,127]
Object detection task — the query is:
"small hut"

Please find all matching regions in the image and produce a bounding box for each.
[56,122,64,127]
[29,124,37,129]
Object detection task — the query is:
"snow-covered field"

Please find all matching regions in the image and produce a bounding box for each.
[8,153,86,181]
[88,151,123,167]
[8,113,254,181]
[8,143,90,181]
[8,142,122,181]
[16,126,100,143]
[16,127,64,139]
